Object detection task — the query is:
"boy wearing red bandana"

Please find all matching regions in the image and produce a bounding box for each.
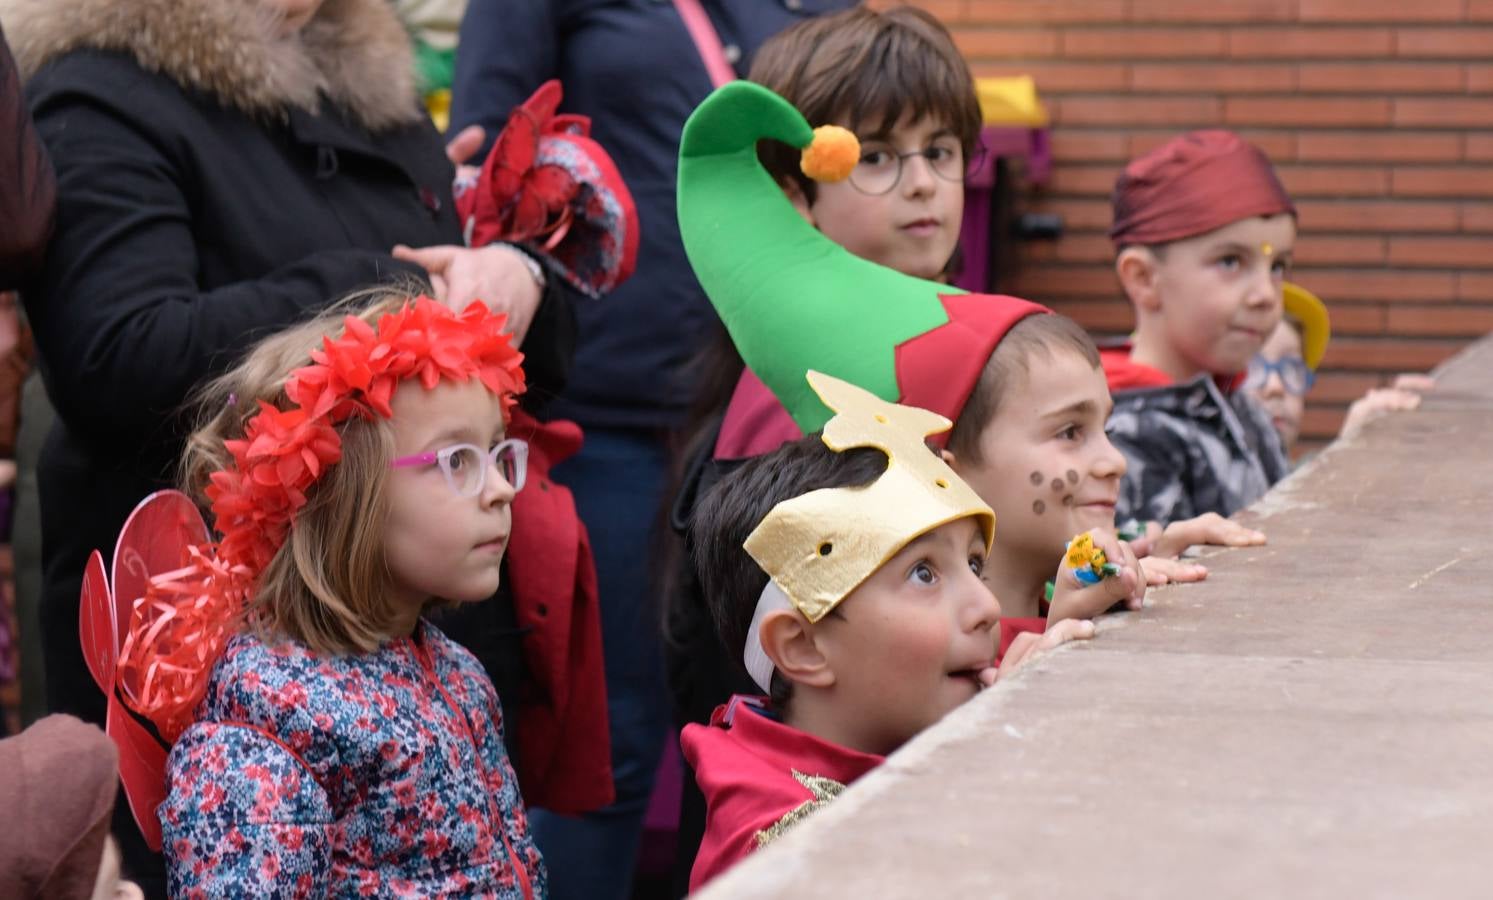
[1104,130,1295,526]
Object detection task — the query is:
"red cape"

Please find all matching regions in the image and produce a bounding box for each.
[682,696,883,891]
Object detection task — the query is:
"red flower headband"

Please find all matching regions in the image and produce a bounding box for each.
[116,297,526,741]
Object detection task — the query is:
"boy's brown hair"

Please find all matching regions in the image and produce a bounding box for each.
[947,314,1103,464]
[690,434,888,709]
[180,287,427,655]
[748,5,982,205]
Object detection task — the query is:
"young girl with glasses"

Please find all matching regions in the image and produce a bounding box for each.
[1246,282,1431,457]
[109,289,546,896]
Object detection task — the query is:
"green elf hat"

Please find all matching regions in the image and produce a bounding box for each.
[677,81,1050,440]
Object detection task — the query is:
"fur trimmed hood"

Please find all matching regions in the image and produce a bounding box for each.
[0,0,422,130]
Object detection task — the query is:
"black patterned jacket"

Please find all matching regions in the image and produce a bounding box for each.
[1108,374,1290,526]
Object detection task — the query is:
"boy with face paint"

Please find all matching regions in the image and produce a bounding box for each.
[1104,130,1297,526]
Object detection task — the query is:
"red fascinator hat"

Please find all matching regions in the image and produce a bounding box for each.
[456,80,639,299]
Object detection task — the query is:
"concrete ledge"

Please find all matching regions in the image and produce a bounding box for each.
[696,333,1493,899]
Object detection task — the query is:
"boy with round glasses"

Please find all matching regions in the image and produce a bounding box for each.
[664,9,987,880]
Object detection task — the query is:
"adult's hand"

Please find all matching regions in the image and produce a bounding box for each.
[445,124,485,185]
[392,243,542,345]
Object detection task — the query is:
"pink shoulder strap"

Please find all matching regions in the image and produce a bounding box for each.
[672,0,736,88]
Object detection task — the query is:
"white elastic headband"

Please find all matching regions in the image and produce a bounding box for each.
[743,579,793,694]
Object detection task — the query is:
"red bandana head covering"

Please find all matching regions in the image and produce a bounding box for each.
[1109,130,1295,248]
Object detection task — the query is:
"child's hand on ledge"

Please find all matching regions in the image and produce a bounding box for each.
[1141,555,1209,586]
[1131,512,1265,560]
[983,618,1096,687]
[1047,529,1145,625]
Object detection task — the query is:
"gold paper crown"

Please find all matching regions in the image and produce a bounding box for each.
[744,372,996,623]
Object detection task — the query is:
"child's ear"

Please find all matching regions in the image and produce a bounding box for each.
[940,447,961,473]
[760,608,835,688]
[780,178,816,226]
[1115,246,1162,313]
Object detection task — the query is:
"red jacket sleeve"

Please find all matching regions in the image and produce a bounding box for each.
[998,617,1047,663]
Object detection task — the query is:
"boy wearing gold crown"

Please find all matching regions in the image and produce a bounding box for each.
[680,371,1094,891]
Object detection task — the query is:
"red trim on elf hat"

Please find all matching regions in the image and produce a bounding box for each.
[893,293,1049,445]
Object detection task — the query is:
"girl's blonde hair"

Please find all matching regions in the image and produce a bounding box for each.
[181,286,422,655]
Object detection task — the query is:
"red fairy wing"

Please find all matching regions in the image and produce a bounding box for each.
[109,695,168,851]
[112,491,210,637]
[79,549,115,691]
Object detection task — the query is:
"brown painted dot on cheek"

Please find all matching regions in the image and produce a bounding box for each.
[1066,469,1079,484]
[1051,478,1065,493]
[1029,471,1043,486]
[1032,499,1046,515]
[1063,495,1075,507]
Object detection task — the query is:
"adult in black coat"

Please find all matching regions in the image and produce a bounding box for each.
[0,17,51,288]
[3,0,574,889]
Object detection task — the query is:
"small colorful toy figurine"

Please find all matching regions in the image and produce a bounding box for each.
[1065,531,1120,586]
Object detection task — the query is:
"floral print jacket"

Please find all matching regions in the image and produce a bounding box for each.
[161,620,547,898]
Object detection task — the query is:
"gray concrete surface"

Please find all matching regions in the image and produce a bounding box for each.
[696,334,1493,899]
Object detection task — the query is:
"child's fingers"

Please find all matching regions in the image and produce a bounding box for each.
[995,620,1093,681]
[1154,512,1264,557]
[1392,373,1436,393]
[1041,617,1095,648]
[1116,541,1147,607]
[997,632,1042,677]
[1141,555,1209,584]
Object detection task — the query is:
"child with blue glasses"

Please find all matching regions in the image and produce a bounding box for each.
[1246,282,1432,457]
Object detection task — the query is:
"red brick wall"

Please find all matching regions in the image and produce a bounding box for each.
[918,0,1493,449]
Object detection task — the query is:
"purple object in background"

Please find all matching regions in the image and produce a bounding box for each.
[953,125,1053,294]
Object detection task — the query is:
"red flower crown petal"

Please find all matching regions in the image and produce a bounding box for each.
[118,297,526,741]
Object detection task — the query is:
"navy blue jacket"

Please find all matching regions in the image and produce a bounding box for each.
[452,0,852,429]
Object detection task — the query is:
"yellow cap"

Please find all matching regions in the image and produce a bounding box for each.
[1283,282,1330,370]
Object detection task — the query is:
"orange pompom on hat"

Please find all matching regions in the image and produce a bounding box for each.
[1109,129,1295,248]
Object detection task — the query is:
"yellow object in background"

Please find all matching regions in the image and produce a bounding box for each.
[1283,282,1331,371]
[425,88,451,133]
[976,76,1049,127]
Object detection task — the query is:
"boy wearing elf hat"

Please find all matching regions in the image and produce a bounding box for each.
[681,370,1096,890]
[1102,130,1297,526]
[673,79,1130,655]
